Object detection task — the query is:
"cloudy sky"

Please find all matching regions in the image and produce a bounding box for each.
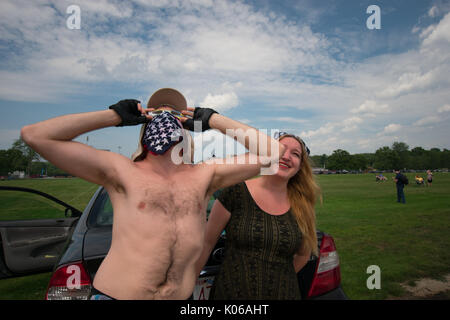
[0,0,449,161]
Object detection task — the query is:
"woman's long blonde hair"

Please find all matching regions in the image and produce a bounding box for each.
[281,135,321,257]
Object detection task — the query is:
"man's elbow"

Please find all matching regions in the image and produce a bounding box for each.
[20,125,35,146]
[20,124,46,150]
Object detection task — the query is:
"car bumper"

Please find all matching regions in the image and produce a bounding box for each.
[310,285,348,300]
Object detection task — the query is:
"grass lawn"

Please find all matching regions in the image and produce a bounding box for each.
[315,172,450,299]
[0,272,52,300]
[0,178,99,220]
[0,173,449,299]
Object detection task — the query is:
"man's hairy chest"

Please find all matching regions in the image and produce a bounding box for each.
[110,163,213,219]
[127,170,210,216]
[136,184,205,217]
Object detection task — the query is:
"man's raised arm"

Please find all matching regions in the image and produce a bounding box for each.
[181,107,285,193]
[209,113,284,163]
[21,100,150,186]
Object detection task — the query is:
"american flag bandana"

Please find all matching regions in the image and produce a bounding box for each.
[142,111,184,155]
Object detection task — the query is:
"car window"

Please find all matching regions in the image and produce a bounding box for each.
[0,190,66,221]
[88,188,113,227]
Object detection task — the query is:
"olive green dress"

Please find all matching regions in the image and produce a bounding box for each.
[210,182,303,300]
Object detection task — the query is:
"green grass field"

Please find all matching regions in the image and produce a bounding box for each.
[0,178,99,220]
[0,173,449,299]
[315,172,450,299]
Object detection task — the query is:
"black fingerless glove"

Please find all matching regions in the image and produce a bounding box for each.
[183,107,218,132]
[108,99,147,127]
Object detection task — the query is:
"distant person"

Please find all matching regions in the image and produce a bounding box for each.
[426,170,433,187]
[393,169,406,204]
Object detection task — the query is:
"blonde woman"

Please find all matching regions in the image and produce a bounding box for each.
[195,132,320,299]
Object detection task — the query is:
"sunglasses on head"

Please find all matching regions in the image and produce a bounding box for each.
[274,131,310,156]
[148,109,191,119]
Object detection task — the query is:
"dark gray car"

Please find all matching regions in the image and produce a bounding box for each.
[0,186,346,300]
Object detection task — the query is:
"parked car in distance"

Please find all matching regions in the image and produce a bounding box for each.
[0,186,347,300]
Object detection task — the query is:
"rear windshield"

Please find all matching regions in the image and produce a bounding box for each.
[88,188,113,227]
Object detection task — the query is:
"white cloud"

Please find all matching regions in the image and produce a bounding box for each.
[343,117,363,125]
[438,104,450,113]
[296,116,363,153]
[422,12,450,46]
[351,100,390,115]
[300,122,335,139]
[413,116,443,126]
[382,124,402,134]
[133,0,213,9]
[76,0,133,18]
[428,6,439,18]
[341,116,363,132]
[200,92,239,112]
[379,70,437,98]
[0,0,332,104]
[419,24,436,39]
[270,117,308,124]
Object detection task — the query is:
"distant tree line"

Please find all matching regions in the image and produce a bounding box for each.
[310,142,450,171]
[1,139,449,176]
[0,139,68,176]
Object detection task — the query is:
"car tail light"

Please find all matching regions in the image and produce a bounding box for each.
[307,234,341,298]
[45,262,92,300]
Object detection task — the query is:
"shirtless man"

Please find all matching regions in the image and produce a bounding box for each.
[21,88,284,300]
